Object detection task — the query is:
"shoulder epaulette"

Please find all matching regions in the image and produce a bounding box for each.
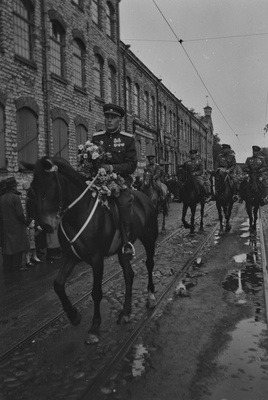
[93,131,105,136]
[120,131,133,138]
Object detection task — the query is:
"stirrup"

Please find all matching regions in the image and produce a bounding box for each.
[122,242,135,256]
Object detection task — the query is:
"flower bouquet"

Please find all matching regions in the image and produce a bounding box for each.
[77,140,127,208]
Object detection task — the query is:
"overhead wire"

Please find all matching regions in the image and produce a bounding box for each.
[151,0,245,149]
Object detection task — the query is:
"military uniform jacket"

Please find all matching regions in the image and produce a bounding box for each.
[92,130,137,179]
[184,159,203,176]
[215,153,236,172]
[244,155,267,173]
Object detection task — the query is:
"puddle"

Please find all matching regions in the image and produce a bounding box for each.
[131,343,148,378]
[240,232,250,238]
[233,253,247,263]
[208,318,268,399]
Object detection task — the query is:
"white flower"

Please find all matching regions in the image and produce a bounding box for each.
[78,144,84,151]
[85,140,92,147]
[92,152,99,160]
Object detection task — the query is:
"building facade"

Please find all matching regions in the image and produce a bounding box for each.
[0,0,213,191]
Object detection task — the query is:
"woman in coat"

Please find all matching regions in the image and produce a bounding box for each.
[0,177,29,272]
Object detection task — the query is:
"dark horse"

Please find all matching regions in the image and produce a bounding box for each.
[240,171,262,233]
[214,170,234,232]
[177,166,205,235]
[141,169,169,231]
[23,157,158,344]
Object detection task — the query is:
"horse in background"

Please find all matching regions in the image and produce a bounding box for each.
[214,169,235,232]
[142,168,169,231]
[240,171,262,233]
[21,156,158,344]
[177,165,205,235]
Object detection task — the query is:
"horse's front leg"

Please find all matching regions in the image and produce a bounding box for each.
[53,252,81,326]
[182,204,191,229]
[117,251,134,324]
[190,204,197,234]
[217,203,223,231]
[199,202,205,231]
[225,204,232,232]
[85,255,104,344]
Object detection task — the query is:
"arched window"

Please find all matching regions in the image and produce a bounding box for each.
[75,124,88,152]
[163,105,167,130]
[13,0,34,61]
[126,77,131,112]
[134,83,140,116]
[106,2,115,39]
[107,65,116,103]
[50,20,65,77]
[17,107,38,164]
[94,54,104,99]
[0,104,5,169]
[92,0,101,26]
[144,91,149,121]
[52,117,68,159]
[73,39,86,88]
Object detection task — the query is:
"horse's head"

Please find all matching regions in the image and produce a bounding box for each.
[25,156,86,233]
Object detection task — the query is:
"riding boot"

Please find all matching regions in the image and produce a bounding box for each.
[121,222,135,258]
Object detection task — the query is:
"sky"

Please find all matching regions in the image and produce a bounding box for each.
[120,0,268,162]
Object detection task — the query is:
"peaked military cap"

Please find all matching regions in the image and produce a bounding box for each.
[189,149,198,154]
[103,103,125,118]
[252,145,261,152]
[146,154,156,158]
[221,144,231,149]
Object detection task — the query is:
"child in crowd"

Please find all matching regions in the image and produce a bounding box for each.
[26,218,41,267]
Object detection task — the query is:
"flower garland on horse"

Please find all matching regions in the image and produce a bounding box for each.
[77,140,127,208]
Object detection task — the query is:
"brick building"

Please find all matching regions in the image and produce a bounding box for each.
[0,0,213,191]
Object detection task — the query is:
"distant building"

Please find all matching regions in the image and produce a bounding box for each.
[0,0,213,189]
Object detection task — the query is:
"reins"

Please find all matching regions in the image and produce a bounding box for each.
[45,165,101,259]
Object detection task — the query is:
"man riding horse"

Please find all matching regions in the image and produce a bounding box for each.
[183,149,211,203]
[145,155,168,201]
[92,103,136,258]
[241,145,268,205]
[213,144,240,202]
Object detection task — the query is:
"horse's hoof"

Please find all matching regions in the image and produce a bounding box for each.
[68,308,81,326]
[146,298,156,309]
[117,312,131,324]
[225,225,231,232]
[85,333,99,345]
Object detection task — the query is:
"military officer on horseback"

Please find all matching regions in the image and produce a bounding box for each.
[92,103,137,257]
[183,149,211,202]
[242,145,268,205]
[145,155,168,201]
[213,144,240,202]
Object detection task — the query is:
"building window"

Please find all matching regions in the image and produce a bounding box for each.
[0,105,5,169]
[50,20,65,77]
[94,54,104,99]
[72,0,83,9]
[92,0,100,26]
[126,77,131,112]
[163,105,167,130]
[52,118,68,159]
[73,39,86,88]
[106,2,115,39]
[144,91,149,121]
[150,96,155,125]
[134,83,140,116]
[107,65,116,103]
[13,0,34,61]
[169,110,172,133]
[17,107,38,165]
[159,102,163,126]
[75,124,87,152]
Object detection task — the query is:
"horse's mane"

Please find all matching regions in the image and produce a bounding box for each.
[33,157,86,191]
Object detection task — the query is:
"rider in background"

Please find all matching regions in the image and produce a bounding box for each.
[242,145,268,205]
[92,103,137,258]
[183,149,211,202]
[213,144,240,202]
[145,155,168,201]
